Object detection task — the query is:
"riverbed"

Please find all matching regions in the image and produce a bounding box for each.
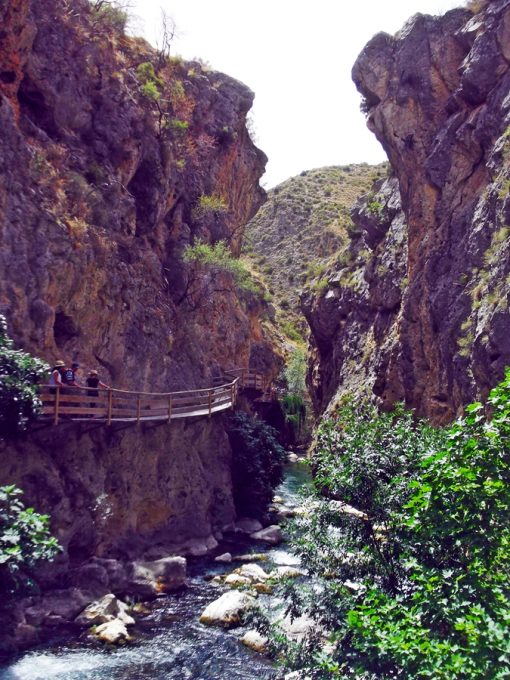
[0,462,311,680]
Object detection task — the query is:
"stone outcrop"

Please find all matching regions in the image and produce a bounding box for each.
[0,0,281,569]
[304,0,510,423]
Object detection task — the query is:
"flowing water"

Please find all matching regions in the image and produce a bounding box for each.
[0,462,311,680]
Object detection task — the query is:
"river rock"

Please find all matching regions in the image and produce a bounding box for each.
[287,453,299,463]
[233,553,267,562]
[127,556,186,597]
[280,614,317,642]
[75,594,134,627]
[250,525,283,545]
[214,552,233,563]
[253,583,272,595]
[224,574,252,587]
[234,518,263,534]
[95,619,130,644]
[199,591,257,628]
[241,630,268,653]
[236,563,270,582]
[270,566,305,580]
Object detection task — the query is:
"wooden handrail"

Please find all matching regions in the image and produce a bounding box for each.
[38,369,269,426]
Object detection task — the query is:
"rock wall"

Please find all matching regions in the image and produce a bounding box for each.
[1,419,234,563]
[305,0,510,423]
[0,0,280,561]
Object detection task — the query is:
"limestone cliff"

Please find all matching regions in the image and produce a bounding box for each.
[304,0,510,423]
[0,0,279,561]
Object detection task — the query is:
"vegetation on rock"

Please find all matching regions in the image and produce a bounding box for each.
[0,316,48,438]
[183,240,260,294]
[244,164,387,342]
[256,376,510,678]
[227,412,287,520]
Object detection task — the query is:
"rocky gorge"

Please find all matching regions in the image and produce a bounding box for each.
[304,0,510,423]
[0,0,282,656]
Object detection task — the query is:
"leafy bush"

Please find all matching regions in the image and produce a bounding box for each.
[0,316,49,438]
[263,386,510,678]
[183,240,259,293]
[136,61,163,101]
[227,412,287,520]
[0,485,61,593]
[92,1,129,33]
[192,194,229,219]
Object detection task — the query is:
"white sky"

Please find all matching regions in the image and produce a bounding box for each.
[130,0,462,187]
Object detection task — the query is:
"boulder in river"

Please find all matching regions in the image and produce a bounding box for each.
[234,518,263,534]
[241,630,268,653]
[199,590,257,628]
[214,552,233,563]
[94,619,130,644]
[250,525,283,545]
[224,574,252,587]
[236,563,270,582]
[75,594,134,627]
[127,556,186,597]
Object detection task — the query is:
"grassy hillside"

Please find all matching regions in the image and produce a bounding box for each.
[243,163,388,343]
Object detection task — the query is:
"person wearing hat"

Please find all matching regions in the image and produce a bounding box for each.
[49,360,66,389]
[86,370,109,416]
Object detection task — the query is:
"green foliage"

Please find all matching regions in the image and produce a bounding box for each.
[0,316,49,438]
[227,412,287,519]
[192,194,229,219]
[264,383,510,678]
[136,62,163,102]
[367,200,383,216]
[0,485,61,592]
[183,240,258,293]
[169,118,189,133]
[140,81,161,102]
[283,348,307,396]
[281,321,305,344]
[93,1,129,33]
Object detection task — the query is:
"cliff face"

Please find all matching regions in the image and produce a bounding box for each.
[305,0,510,423]
[0,0,278,560]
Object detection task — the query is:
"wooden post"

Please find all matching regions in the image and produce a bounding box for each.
[168,396,172,423]
[136,394,141,425]
[208,389,213,417]
[230,383,234,409]
[107,389,113,425]
[54,387,60,426]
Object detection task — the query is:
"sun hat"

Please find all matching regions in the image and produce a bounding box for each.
[54,360,65,367]
[89,369,98,375]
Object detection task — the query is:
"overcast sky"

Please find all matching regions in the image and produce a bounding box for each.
[130,0,462,187]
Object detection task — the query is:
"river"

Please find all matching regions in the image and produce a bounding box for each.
[0,462,311,680]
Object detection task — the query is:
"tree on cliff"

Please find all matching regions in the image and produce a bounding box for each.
[0,315,49,438]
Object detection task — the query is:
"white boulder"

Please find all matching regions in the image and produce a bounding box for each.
[241,630,268,653]
[250,525,283,545]
[199,590,257,628]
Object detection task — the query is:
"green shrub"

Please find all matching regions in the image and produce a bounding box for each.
[0,485,61,593]
[183,240,258,293]
[93,1,129,33]
[263,381,510,678]
[192,194,229,219]
[227,412,287,519]
[0,316,49,438]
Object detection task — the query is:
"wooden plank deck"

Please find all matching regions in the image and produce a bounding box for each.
[38,369,270,426]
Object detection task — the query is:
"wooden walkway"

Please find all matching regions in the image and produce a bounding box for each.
[40,369,270,425]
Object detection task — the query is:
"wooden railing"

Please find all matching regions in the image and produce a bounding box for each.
[39,369,268,425]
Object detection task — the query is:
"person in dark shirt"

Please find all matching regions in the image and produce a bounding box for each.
[86,370,109,416]
[63,362,81,387]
